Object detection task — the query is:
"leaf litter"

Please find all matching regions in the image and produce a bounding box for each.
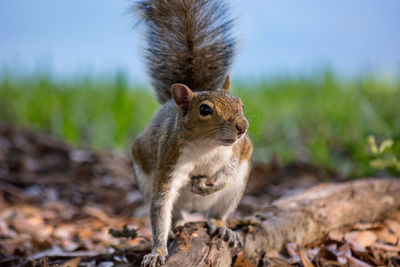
[0,125,399,266]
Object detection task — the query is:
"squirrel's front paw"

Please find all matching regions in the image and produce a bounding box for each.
[191,175,218,195]
[141,249,167,267]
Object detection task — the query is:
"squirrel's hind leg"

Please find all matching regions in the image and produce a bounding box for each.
[169,208,184,239]
[205,160,249,248]
[172,208,185,229]
[206,197,243,248]
[206,216,242,248]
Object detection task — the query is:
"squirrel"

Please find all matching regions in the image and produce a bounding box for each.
[131,0,253,266]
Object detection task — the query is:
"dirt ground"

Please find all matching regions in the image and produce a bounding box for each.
[0,125,399,266]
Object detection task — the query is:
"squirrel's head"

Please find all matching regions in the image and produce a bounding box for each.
[171,76,249,146]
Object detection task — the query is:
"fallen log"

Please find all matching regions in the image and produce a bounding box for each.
[163,178,400,266]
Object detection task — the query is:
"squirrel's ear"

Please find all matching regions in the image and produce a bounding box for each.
[221,75,230,93]
[171,83,194,116]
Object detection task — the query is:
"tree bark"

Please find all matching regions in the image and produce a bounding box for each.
[163,179,400,267]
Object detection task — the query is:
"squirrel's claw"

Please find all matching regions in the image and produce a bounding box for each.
[216,227,243,248]
[141,251,167,267]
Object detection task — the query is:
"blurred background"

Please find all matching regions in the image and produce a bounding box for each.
[1,0,400,178]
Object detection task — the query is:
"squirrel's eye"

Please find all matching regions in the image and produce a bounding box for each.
[199,104,213,116]
[242,104,244,111]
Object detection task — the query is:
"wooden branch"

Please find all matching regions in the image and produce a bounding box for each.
[163,179,400,266]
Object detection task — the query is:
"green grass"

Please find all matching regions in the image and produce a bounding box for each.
[1,70,399,178]
[0,72,158,149]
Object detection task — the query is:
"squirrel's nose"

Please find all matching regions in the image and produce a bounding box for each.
[235,118,248,136]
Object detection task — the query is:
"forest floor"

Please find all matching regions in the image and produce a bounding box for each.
[0,124,399,267]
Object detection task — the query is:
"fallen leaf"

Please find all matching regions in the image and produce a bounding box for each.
[371,242,400,252]
[347,239,367,253]
[265,250,280,258]
[385,219,400,237]
[353,231,377,248]
[353,223,383,231]
[261,254,291,267]
[0,219,17,238]
[344,230,377,253]
[233,251,256,267]
[346,255,372,267]
[61,257,81,267]
[374,227,398,245]
[84,206,113,224]
[299,248,314,267]
[345,231,360,242]
[53,224,75,240]
[315,246,342,266]
[307,247,320,258]
[326,243,338,252]
[337,243,352,258]
[328,229,345,242]
[286,242,297,257]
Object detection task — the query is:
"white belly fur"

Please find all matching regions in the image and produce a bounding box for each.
[134,143,248,216]
[175,160,248,216]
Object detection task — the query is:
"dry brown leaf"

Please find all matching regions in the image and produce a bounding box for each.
[35,225,54,241]
[326,243,338,252]
[347,239,367,253]
[83,218,105,229]
[385,219,400,237]
[299,248,314,267]
[61,239,80,252]
[262,256,292,267]
[344,230,377,253]
[346,255,372,267]
[79,228,93,240]
[333,243,350,265]
[336,256,347,265]
[53,224,75,240]
[353,222,384,231]
[371,241,400,252]
[84,206,113,224]
[353,231,377,248]
[307,247,320,258]
[233,251,256,267]
[286,243,300,264]
[265,250,280,258]
[0,234,31,255]
[337,243,352,258]
[288,256,300,265]
[345,231,360,241]
[315,246,342,266]
[286,242,297,257]
[374,227,398,245]
[60,257,81,267]
[329,229,345,242]
[0,219,17,238]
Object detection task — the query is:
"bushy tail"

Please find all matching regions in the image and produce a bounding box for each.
[136,0,236,103]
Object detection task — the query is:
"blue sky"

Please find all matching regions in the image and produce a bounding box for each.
[1,0,399,82]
